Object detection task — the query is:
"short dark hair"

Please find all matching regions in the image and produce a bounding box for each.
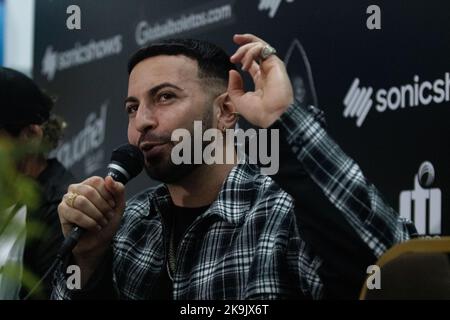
[0,67,54,136]
[0,67,65,154]
[127,38,237,86]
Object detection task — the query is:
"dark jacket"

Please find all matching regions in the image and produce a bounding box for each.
[20,158,75,299]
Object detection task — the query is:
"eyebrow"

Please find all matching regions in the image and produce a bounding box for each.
[124,82,184,105]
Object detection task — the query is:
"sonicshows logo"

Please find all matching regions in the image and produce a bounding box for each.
[258,0,294,18]
[399,161,442,235]
[41,35,123,81]
[343,73,450,127]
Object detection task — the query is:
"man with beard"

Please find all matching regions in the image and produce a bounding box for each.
[52,34,415,299]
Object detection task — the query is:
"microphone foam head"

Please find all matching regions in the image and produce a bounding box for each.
[110,144,144,179]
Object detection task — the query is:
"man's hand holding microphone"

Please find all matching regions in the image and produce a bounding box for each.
[56,144,144,286]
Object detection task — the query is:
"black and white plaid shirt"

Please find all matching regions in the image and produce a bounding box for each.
[52,103,413,299]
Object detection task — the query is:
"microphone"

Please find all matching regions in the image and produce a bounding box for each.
[23,144,144,300]
[56,143,144,260]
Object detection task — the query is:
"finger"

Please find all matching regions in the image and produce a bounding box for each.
[242,43,265,71]
[81,176,116,208]
[71,183,114,216]
[63,192,109,227]
[84,176,116,208]
[233,33,266,46]
[248,61,261,83]
[230,42,258,64]
[59,201,103,232]
[227,70,245,99]
[104,176,126,215]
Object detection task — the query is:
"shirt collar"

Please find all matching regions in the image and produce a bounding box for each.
[140,162,259,226]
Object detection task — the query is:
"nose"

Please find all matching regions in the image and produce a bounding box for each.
[134,103,158,134]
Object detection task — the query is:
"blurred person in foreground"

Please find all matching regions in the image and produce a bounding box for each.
[0,67,75,299]
[53,34,416,299]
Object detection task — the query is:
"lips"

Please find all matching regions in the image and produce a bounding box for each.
[139,141,168,159]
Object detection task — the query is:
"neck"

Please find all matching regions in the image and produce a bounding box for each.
[167,162,235,208]
[18,156,48,179]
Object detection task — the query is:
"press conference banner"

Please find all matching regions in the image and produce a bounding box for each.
[32,0,450,236]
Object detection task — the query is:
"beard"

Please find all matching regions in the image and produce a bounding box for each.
[144,156,197,184]
[144,108,213,184]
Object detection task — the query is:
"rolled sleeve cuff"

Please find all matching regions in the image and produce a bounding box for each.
[273,102,327,144]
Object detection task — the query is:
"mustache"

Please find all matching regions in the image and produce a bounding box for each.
[138,131,172,146]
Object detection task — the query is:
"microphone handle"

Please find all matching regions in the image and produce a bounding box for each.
[57,172,119,259]
[26,145,143,299]
[57,165,132,259]
[57,226,86,259]
[25,226,86,299]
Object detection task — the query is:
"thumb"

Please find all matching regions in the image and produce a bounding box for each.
[104,176,125,212]
[227,70,245,99]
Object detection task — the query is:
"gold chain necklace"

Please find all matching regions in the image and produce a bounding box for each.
[166,221,176,281]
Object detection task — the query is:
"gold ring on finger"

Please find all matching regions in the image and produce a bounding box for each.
[65,192,80,208]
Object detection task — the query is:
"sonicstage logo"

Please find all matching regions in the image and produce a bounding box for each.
[343,73,450,127]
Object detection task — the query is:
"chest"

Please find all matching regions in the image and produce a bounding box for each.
[113,215,293,299]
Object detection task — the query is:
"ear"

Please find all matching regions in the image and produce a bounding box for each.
[214,92,239,130]
[19,124,44,141]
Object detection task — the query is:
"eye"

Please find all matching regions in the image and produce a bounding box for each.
[126,104,138,115]
[157,92,176,103]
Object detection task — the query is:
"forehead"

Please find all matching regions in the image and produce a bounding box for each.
[128,55,200,93]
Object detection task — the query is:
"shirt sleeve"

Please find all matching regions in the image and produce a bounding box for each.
[285,215,325,299]
[274,102,416,258]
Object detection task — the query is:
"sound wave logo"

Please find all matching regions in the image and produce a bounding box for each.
[342,78,373,127]
[258,0,294,18]
[41,46,58,81]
